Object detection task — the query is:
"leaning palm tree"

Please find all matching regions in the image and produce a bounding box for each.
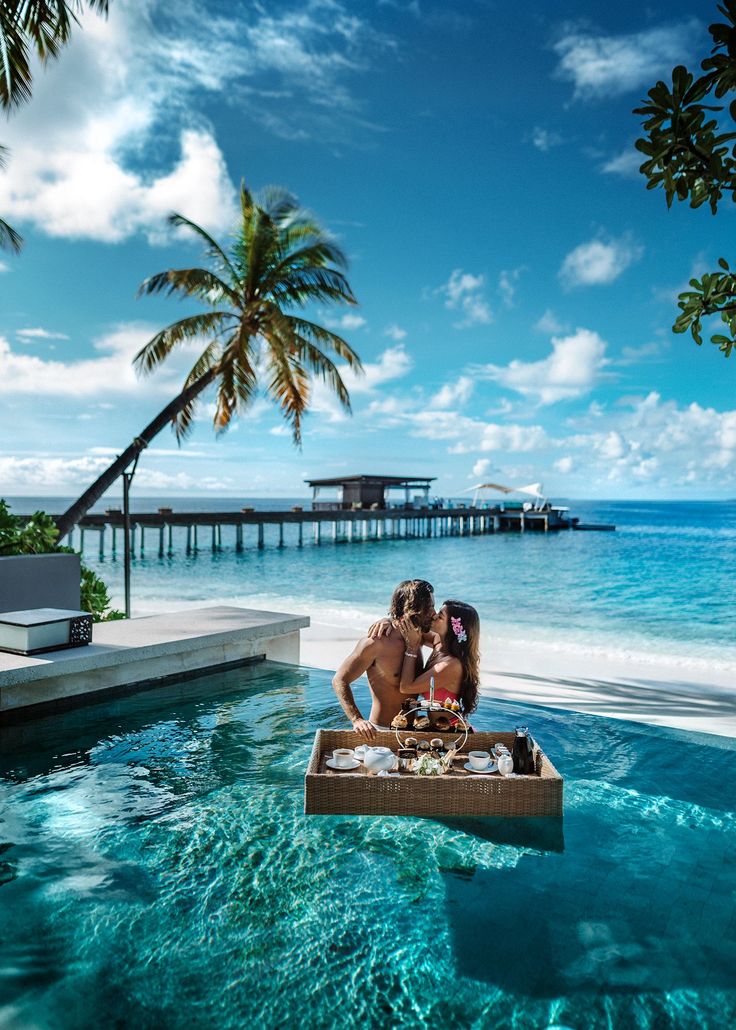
[55,183,363,539]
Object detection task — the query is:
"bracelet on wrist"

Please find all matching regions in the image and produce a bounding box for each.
[404,650,417,658]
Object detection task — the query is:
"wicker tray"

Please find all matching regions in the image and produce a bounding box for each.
[304,729,563,817]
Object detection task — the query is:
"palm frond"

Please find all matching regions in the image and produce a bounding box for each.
[167,213,239,284]
[241,204,278,303]
[137,267,241,308]
[257,185,299,224]
[275,222,348,267]
[291,336,352,412]
[258,241,352,300]
[232,352,258,408]
[172,396,198,442]
[1,2,109,111]
[263,332,310,446]
[286,316,363,369]
[134,311,233,376]
[0,7,31,109]
[0,215,22,253]
[268,266,358,308]
[213,358,237,433]
[183,337,225,389]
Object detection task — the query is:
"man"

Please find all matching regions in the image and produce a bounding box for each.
[332,579,436,741]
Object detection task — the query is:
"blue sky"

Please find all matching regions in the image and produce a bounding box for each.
[1,0,735,501]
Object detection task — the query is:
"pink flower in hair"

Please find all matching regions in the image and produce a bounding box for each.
[451,616,467,643]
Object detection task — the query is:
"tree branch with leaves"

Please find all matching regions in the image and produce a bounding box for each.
[635,0,736,357]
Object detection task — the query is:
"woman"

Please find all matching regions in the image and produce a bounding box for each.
[397,599,480,717]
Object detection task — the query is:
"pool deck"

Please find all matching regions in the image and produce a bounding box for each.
[0,605,309,720]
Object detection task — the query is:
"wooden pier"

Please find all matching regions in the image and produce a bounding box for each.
[55,504,588,559]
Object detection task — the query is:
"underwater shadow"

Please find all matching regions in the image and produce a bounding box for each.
[433,816,564,854]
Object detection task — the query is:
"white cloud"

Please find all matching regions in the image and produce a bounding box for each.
[0,261,8,273]
[437,269,492,328]
[3,122,236,244]
[0,455,113,489]
[618,341,666,365]
[559,236,642,288]
[0,453,233,492]
[308,344,413,422]
[16,327,70,341]
[447,421,548,454]
[562,392,736,488]
[362,393,548,454]
[478,328,609,405]
[534,309,566,334]
[498,267,524,308]
[348,346,412,394]
[0,326,189,397]
[384,324,407,341]
[553,21,696,99]
[431,375,474,409]
[326,312,367,331]
[87,445,210,458]
[531,127,562,151]
[554,456,574,474]
[472,458,491,478]
[0,0,389,244]
[601,148,641,178]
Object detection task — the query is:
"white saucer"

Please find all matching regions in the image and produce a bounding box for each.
[326,757,361,771]
[463,761,498,774]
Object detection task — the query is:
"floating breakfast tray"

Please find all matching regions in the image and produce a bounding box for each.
[304,729,563,818]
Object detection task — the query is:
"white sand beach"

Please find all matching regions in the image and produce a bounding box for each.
[301,619,736,740]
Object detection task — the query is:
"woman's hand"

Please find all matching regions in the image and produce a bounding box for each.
[367,618,393,639]
[398,616,422,651]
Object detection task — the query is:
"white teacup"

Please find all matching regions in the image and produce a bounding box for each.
[468,750,492,771]
[332,748,355,768]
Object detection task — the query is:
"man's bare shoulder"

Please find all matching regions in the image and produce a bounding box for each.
[370,632,405,660]
[346,635,375,655]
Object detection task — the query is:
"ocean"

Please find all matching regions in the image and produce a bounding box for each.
[5,496,736,669]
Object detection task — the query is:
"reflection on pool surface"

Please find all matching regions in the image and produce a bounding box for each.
[0,662,734,1029]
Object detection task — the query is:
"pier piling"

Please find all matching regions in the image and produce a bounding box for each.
[48,500,606,562]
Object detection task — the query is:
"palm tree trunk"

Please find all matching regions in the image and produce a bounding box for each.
[56,368,218,540]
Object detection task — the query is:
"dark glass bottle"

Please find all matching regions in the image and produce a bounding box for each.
[512,725,533,774]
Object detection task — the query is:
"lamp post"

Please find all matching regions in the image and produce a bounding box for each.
[122,454,140,619]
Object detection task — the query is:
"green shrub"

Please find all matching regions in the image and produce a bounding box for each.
[0,500,125,622]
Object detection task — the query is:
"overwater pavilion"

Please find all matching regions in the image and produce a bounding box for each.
[305,474,436,511]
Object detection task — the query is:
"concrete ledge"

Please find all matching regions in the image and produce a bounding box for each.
[0,605,309,717]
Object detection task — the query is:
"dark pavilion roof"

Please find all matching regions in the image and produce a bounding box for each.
[305,474,435,488]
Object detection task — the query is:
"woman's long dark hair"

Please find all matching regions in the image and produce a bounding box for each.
[441,600,480,715]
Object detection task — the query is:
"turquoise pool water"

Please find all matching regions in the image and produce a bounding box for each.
[0,663,734,1029]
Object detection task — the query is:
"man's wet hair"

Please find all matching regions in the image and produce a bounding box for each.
[389,579,435,632]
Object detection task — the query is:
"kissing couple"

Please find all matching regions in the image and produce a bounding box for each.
[332,579,480,741]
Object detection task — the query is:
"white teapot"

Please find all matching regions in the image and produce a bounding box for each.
[497,752,514,777]
[363,746,396,774]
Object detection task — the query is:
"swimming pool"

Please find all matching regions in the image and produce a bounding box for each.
[0,662,734,1029]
